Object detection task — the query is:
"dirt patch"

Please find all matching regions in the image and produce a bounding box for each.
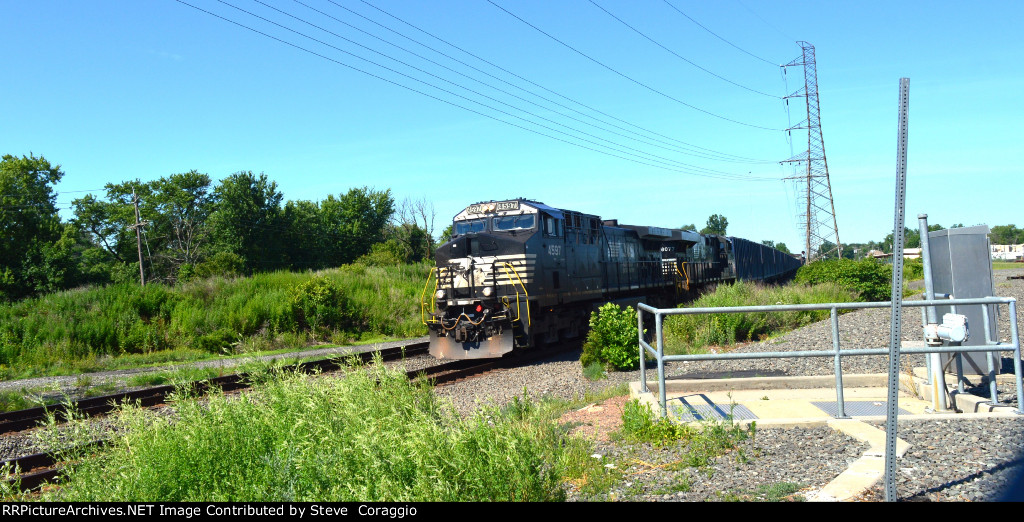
[557,394,631,441]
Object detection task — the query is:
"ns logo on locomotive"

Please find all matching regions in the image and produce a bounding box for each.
[421,199,801,360]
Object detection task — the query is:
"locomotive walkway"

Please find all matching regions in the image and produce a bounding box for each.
[630,370,1022,501]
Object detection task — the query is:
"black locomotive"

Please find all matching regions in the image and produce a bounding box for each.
[421,199,801,359]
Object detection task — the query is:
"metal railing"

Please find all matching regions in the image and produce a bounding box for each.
[637,297,1023,418]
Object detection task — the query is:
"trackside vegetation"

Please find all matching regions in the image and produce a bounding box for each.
[618,399,755,467]
[0,263,430,380]
[662,281,858,355]
[581,303,642,371]
[10,363,616,502]
[580,257,926,367]
[580,281,860,368]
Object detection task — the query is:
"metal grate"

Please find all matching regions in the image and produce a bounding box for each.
[669,394,758,422]
[812,401,911,417]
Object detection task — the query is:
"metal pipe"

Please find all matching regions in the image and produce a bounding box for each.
[832,307,847,418]
[918,214,938,324]
[1010,300,1024,415]
[982,304,998,404]
[638,297,1016,316]
[656,311,666,418]
[638,306,647,393]
[919,214,948,410]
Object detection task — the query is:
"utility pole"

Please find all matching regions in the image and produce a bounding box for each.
[132,188,146,286]
[781,41,841,262]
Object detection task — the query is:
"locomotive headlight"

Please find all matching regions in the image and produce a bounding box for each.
[481,286,494,297]
[435,289,446,300]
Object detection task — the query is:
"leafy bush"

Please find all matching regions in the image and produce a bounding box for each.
[196,328,237,354]
[355,239,405,267]
[290,275,351,337]
[581,303,641,371]
[903,258,924,281]
[195,251,245,279]
[794,258,891,301]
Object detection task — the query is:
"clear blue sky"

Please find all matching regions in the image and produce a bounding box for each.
[2,0,1021,249]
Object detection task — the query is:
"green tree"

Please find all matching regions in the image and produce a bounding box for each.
[991,225,1023,245]
[320,187,395,264]
[0,154,78,300]
[282,199,326,269]
[700,214,728,236]
[775,242,791,254]
[208,171,285,272]
[679,224,697,232]
[150,171,214,272]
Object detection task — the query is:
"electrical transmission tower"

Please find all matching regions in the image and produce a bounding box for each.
[781,41,841,261]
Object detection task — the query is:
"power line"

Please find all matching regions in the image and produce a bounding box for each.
[733,0,797,44]
[297,0,774,165]
[486,0,784,131]
[247,0,759,175]
[353,0,772,163]
[588,0,780,98]
[174,0,778,181]
[662,0,781,66]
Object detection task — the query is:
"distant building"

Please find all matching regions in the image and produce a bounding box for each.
[992,244,1024,261]
[866,248,921,261]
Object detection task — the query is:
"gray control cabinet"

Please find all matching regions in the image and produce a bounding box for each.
[927,225,997,374]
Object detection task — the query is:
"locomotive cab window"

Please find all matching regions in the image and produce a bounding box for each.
[543,216,563,237]
[454,219,487,236]
[492,214,535,232]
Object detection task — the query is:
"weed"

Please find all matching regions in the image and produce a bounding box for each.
[652,476,692,495]
[718,482,805,502]
[582,361,607,380]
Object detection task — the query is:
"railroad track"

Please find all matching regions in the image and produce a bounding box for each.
[0,341,430,436]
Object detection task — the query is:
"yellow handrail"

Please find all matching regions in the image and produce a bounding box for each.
[420,267,439,325]
[675,262,690,291]
[500,262,531,327]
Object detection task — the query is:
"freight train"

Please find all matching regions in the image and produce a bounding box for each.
[421,199,802,359]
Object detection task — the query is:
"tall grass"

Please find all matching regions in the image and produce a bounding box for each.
[31,364,574,502]
[0,262,432,379]
[662,281,858,355]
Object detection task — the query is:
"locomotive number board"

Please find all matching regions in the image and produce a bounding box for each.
[467,201,520,214]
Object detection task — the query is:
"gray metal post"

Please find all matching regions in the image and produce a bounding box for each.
[1010,300,1024,415]
[918,214,944,408]
[656,311,667,418]
[831,307,847,418]
[638,307,648,393]
[918,214,938,325]
[884,77,910,503]
[921,306,932,385]
[982,304,998,404]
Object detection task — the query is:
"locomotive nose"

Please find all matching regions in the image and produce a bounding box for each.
[435,233,509,264]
